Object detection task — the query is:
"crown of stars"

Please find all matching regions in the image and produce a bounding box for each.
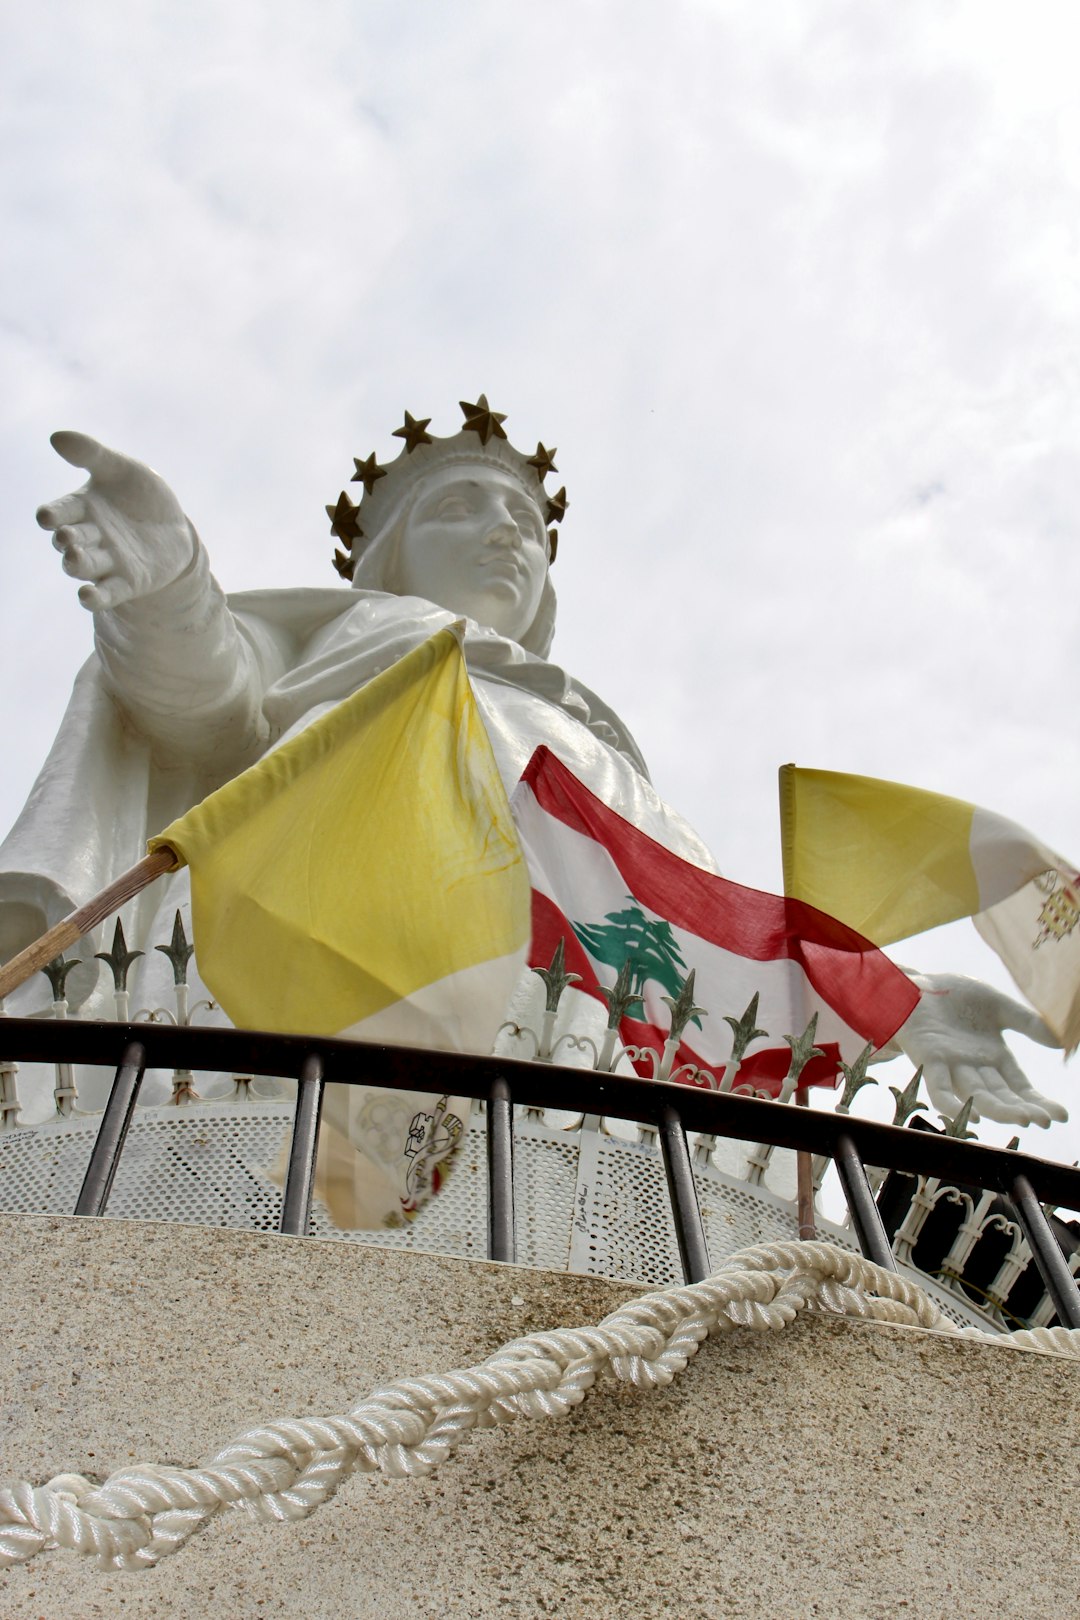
[391,411,433,452]
[350,452,388,495]
[327,397,569,578]
[325,491,363,543]
[459,394,508,444]
[526,442,558,480]
[545,486,569,524]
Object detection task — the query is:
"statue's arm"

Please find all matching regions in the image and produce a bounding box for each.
[37,432,270,769]
[91,541,271,768]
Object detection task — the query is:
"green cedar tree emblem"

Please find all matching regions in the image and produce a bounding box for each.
[572,900,702,1029]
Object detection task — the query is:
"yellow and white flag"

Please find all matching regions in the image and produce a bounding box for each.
[149,626,531,1227]
[780,765,1080,1051]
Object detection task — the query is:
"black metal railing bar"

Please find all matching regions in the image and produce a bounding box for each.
[1007,1172,1080,1329]
[658,1104,710,1283]
[833,1130,898,1274]
[486,1076,515,1266]
[280,1053,326,1238]
[1,1016,1078,1325]
[72,1040,146,1219]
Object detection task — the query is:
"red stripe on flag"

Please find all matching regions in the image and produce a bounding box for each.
[531,885,597,990]
[522,747,918,1046]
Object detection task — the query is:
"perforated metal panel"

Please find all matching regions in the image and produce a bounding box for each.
[700,1167,800,1261]
[572,1129,682,1282]
[0,1120,98,1217]
[513,1124,580,1270]
[0,1105,293,1232]
[0,1103,1000,1332]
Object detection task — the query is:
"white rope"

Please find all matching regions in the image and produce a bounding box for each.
[1,1238,1076,1572]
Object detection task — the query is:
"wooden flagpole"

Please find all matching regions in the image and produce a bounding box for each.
[795,1085,817,1240]
[0,847,177,1002]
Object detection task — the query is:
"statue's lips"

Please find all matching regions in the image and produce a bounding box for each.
[478,552,530,583]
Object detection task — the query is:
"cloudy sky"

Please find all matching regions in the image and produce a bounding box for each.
[2,1,1079,1174]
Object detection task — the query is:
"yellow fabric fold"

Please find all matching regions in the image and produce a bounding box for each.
[780,765,979,945]
[151,626,530,1036]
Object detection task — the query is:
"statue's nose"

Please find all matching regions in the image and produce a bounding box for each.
[485,514,522,548]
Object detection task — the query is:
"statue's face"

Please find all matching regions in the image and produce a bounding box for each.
[396,465,548,641]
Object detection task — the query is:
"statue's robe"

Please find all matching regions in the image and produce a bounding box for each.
[0,587,716,1116]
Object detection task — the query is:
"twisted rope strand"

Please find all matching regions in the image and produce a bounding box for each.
[1,1239,1075,1572]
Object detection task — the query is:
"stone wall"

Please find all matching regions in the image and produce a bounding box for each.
[1,1214,1077,1619]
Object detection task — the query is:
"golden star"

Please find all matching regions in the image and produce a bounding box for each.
[547,527,559,564]
[391,411,434,452]
[459,393,508,444]
[325,491,363,543]
[526,442,558,480]
[332,547,356,581]
[545,486,569,524]
[351,452,388,495]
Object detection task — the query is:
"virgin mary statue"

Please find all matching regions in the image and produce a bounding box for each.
[1,395,1066,1137]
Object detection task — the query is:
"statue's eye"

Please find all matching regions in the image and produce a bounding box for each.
[435,497,471,520]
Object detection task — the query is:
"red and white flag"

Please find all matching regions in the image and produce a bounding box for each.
[512,748,919,1094]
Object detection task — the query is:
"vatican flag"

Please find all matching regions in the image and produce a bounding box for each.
[780,765,1080,1050]
[148,626,531,1227]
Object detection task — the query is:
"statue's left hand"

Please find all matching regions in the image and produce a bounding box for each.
[36,431,195,612]
[893,972,1068,1128]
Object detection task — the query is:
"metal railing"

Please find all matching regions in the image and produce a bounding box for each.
[1,1015,1079,1329]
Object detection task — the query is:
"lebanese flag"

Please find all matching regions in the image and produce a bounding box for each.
[512,748,920,1095]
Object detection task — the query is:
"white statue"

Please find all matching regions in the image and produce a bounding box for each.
[3,401,1067,1131]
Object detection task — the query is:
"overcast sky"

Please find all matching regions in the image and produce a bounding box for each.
[2,0,1079,1174]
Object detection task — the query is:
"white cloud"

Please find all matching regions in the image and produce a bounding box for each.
[2,0,1079,1171]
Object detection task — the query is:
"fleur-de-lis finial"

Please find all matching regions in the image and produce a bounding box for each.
[598,960,644,1030]
[94,918,144,994]
[781,1013,825,1094]
[531,937,582,1015]
[41,954,81,1002]
[722,992,768,1064]
[839,1041,878,1112]
[887,1066,927,1128]
[941,1096,978,1141]
[661,969,707,1047]
[156,911,196,987]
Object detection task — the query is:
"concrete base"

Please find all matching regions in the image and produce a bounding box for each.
[0,1214,1077,1619]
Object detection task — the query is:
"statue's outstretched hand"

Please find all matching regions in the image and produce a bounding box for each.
[894,972,1068,1128]
[36,432,195,612]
